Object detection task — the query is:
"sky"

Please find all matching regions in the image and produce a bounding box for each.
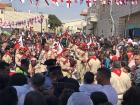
[0,0,87,22]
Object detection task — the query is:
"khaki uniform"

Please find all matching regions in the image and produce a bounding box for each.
[15,53,23,66]
[47,49,57,59]
[75,48,88,80]
[28,63,46,76]
[86,57,101,74]
[58,56,73,77]
[111,70,131,104]
[2,52,12,64]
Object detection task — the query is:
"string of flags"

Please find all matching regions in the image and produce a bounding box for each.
[17,0,138,8]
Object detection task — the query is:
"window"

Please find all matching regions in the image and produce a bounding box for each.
[1,9,4,14]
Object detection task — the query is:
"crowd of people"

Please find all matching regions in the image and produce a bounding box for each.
[0,31,140,105]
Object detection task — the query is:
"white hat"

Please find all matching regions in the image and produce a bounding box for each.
[67,92,94,105]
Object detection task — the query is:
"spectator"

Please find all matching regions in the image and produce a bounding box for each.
[24,91,46,105]
[9,73,27,86]
[0,73,9,90]
[0,61,10,75]
[0,86,18,105]
[133,54,140,86]
[45,95,59,105]
[79,71,102,95]
[90,91,108,105]
[96,67,118,105]
[122,86,140,105]
[53,77,79,97]
[44,66,63,90]
[67,92,93,105]
[59,89,74,105]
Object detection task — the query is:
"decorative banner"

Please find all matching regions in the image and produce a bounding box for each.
[12,0,140,8]
[0,15,44,28]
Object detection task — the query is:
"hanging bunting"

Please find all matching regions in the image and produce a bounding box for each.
[36,0,39,6]
[115,0,120,5]
[66,0,72,8]
[60,0,64,2]
[101,0,107,5]
[17,0,138,7]
[20,0,25,3]
[74,0,78,3]
[107,0,111,4]
[93,0,96,5]
[131,0,138,5]
[52,0,59,6]
[80,0,84,4]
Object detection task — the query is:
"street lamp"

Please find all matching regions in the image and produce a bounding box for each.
[40,14,44,36]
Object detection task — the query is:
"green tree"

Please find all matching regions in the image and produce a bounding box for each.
[48,15,62,31]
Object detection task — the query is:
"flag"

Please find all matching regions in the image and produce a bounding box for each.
[36,0,39,6]
[101,0,107,5]
[57,43,63,55]
[93,0,96,5]
[80,0,83,4]
[131,0,138,5]
[20,0,25,3]
[74,0,78,3]
[66,0,71,8]
[87,38,92,48]
[18,35,23,47]
[86,0,92,7]
[52,0,59,6]
[115,0,120,5]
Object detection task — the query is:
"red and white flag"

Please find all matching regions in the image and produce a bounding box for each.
[86,0,92,7]
[80,0,84,4]
[131,0,138,5]
[20,0,25,4]
[18,35,24,47]
[66,0,72,8]
[52,0,59,6]
[57,43,63,55]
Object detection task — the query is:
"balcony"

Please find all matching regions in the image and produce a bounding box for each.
[87,14,98,23]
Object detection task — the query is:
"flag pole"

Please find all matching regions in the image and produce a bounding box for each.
[110,0,115,36]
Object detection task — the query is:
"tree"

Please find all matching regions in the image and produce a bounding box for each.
[48,15,62,31]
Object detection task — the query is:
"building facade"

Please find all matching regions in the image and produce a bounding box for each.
[0,3,48,32]
[86,1,140,37]
[63,19,86,34]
